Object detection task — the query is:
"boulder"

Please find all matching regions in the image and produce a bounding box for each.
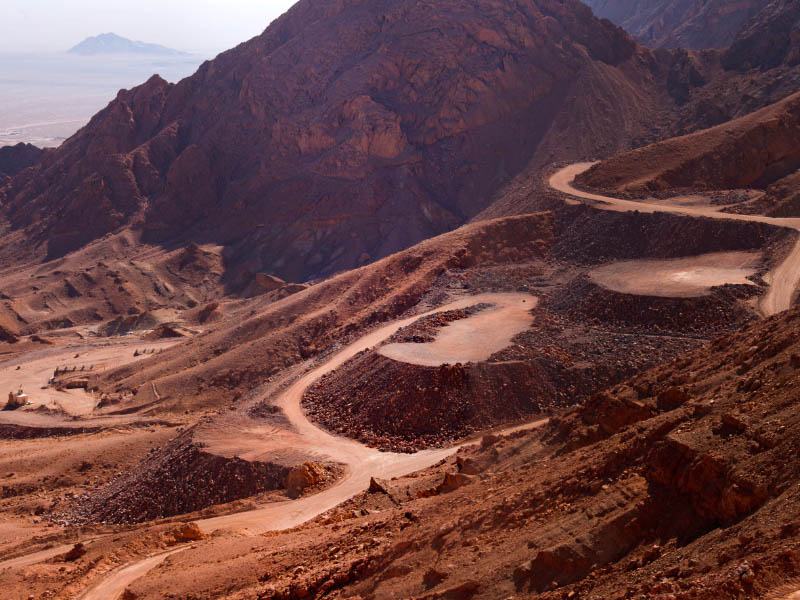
[285,462,327,499]
[61,542,87,561]
[169,522,205,544]
[367,477,389,494]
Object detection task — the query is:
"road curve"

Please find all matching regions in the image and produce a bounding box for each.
[549,163,800,316]
[200,293,537,534]
[74,293,544,599]
[80,548,187,600]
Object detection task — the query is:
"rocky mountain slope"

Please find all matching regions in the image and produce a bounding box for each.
[576,91,800,206]
[576,0,800,139]
[1,0,676,282]
[583,0,771,49]
[671,0,800,130]
[0,143,42,178]
[721,0,800,72]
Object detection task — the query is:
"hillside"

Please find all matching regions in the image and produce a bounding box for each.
[12,285,800,599]
[671,0,800,132]
[583,0,770,49]
[4,0,800,597]
[0,143,42,178]
[722,0,800,72]
[68,33,187,56]
[575,91,800,203]
[1,0,676,283]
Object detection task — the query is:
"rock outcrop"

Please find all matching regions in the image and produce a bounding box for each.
[584,0,771,49]
[68,430,292,524]
[285,462,329,499]
[722,0,800,72]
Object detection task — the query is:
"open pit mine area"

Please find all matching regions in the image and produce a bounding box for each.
[1,163,799,598]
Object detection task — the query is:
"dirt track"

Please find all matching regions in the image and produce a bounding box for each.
[47,293,543,599]
[79,548,187,600]
[550,163,800,316]
[198,293,538,534]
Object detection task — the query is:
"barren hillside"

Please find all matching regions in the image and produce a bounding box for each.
[2,0,800,598]
[584,0,771,49]
[12,297,800,600]
[0,0,675,283]
[576,91,800,204]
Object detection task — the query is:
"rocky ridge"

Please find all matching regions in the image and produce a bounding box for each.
[0,143,42,178]
[66,428,340,525]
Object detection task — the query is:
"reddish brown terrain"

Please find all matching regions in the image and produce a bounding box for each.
[6,297,800,599]
[2,0,800,597]
[584,0,771,49]
[575,91,800,203]
[0,143,42,178]
[1,171,798,596]
[0,0,677,283]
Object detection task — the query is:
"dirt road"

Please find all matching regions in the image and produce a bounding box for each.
[67,293,544,598]
[550,163,800,316]
[199,293,537,534]
[79,548,187,600]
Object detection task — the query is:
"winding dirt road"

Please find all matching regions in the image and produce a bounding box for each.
[200,293,536,534]
[550,163,800,316]
[63,167,800,598]
[72,293,544,599]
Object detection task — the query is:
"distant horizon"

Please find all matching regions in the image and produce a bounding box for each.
[3,0,297,56]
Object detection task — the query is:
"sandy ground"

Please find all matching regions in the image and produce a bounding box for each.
[0,338,181,417]
[588,252,760,298]
[378,296,536,366]
[549,163,800,315]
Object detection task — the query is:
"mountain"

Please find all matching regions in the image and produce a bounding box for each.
[583,0,771,49]
[576,91,800,199]
[722,0,800,71]
[68,33,188,56]
[575,1,800,207]
[0,143,42,178]
[2,0,677,284]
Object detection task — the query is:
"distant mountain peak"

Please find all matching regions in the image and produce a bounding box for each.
[68,33,187,56]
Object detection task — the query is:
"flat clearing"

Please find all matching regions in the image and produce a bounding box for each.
[589,252,760,298]
[0,338,181,417]
[378,294,536,366]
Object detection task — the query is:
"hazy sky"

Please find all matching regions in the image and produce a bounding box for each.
[3,0,298,56]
